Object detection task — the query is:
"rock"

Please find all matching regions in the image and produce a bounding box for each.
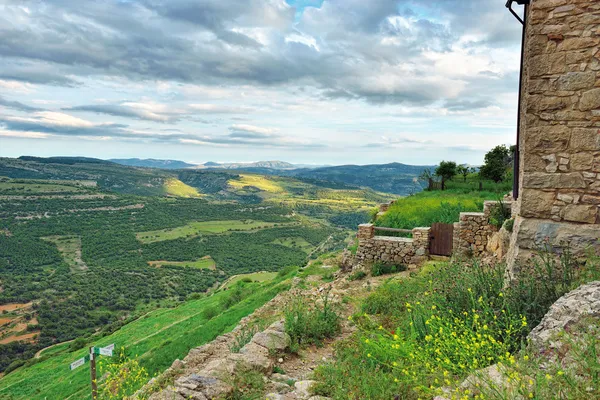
[307,397,331,400]
[528,281,600,348]
[270,380,292,393]
[148,388,186,400]
[176,387,208,400]
[579,88,600,111]
[237,342,273,372]
[251,329,291,352]
[271,373,294,383]
[266,394,285,400]
[170,359,185,371]
[294,380,316,399]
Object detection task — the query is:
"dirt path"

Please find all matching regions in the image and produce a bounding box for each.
[34,339,74,358]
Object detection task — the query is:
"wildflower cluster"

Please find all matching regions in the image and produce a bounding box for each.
[361,289,529,398]
[99,349,149,400]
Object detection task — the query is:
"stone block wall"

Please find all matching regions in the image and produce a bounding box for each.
[507,0,600,277]
[454,201,510,258]
[355,224,430,266]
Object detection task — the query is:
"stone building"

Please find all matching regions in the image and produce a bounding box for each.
[507,0,600,277]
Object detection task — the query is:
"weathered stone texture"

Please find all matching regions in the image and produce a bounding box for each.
[354,225,430,266]
[511,0,600,274]
[453,201,512,258]
[528,281,600,348]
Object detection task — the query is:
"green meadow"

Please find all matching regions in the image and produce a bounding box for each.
[221,272,279,289]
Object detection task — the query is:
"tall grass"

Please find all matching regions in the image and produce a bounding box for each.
[376,190,496,229]
[314,250,599,400]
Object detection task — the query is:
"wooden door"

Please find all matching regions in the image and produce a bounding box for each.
[429,223,454,256]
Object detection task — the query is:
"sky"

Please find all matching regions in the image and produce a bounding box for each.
[0,0,525,166]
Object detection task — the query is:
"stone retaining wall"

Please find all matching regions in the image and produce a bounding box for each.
[355,224,430,266]
[454,201,512,258]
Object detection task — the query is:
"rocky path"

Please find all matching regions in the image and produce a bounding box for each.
[140,265,411,400]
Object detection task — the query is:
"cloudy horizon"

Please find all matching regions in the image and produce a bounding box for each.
[0,0,523,166]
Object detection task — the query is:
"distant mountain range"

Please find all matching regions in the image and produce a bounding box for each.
[110,158,197,169]
[9,156,433,195]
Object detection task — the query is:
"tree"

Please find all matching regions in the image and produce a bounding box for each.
[480,145,512,183]
[456,165,473,182]
[435,161,457,184]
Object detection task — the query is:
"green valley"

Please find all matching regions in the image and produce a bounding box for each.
[0,156,389,393]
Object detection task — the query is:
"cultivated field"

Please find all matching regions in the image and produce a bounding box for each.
[136,220,288,243]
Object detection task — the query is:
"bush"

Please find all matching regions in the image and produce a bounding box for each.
[488,200,511,229]
[230,324,261,353]
[284,288,341,352]
[99,350,149,400]
[503,217,514,233]
[3,359,25,375]
[226,365,265,400]
[371,262,406,277]
[315,247,596,400]
[348,271,367,281]
[69,337,87,352]
[202,305,219,319]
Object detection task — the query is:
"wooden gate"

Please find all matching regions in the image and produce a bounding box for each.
[429,223,454,256]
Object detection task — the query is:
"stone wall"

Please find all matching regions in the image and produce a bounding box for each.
[355,224,430,266]
[507,0,600,277]
[454,201,511,258]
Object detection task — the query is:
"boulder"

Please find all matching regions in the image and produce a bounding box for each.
[251,329,291,352]
[294,380,316,399]
[528,281,600,348]
[237,342,273,372]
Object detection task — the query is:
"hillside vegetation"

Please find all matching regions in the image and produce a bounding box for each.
[375,190,501,230]
[0,157,394,380]
[0,274,293,400]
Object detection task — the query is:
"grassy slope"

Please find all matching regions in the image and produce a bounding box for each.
[375,189,504,229]
[0,277,290,400]
[162,178,203,198]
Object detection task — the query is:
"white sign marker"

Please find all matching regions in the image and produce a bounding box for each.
[70,357,86,370]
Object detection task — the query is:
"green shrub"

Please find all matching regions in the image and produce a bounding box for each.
[226,365,265,400]
[503,217,514,232]
[3,360,25,375]
[284,288,341,352]
[202,305,219,319]
[316,246,596,400]
[371,262,406,277]
[348,271,367,281]
[230,324,261,353]
[488,200,511,229]
[68,337,87,352]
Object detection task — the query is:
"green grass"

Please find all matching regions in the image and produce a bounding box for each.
[442,174,513,193]
[312,252,599,400]
[271,237,313,252]
[228,174,285,193]
[376,190,502,230]
[136,220,287,243]
[0,278,291,400]
[162,178,202,198]
[222,272,279,289]
[148,256,217,270]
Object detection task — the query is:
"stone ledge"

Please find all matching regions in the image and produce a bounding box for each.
[372,236,413,243]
